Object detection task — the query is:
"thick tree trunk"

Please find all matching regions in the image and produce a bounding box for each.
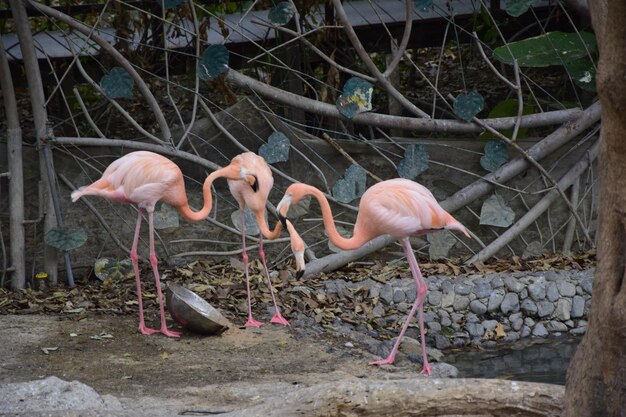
[564,0,626,415]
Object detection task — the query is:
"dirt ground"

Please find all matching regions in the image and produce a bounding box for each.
[0,312,437,416]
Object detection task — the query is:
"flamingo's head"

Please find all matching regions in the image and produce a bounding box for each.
[239,167,258,192]
[276,183,307,228]
[285,219,306,279]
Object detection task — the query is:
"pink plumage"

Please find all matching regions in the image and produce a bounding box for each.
[276,177,470,375]
[72,151,251,337]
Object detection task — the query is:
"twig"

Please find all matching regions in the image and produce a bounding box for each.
[73,88,106,139]
[331,0,429,118]
[321,133,383,182]
[472,32,516,89]
[562,175,581,253]
[379,0,413,78]
[467,139,599,264]
[448,93,594,247]
[27,0,173,144]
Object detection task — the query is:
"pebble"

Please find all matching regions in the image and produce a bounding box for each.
[434,334,451,350]
[556,298,572,321]
[380,284,394,305]
[546,282,560,302]
[372,304,385,318]
[524,317,535,327]
[532,323,549,337]
[500,293,520,314]
[570,326,587,335]
[537,301,555,318]
[441,317,451,327]
[557,281,576,297]
[504,332,520,342]
[428,291,442,306]
[521,325,532,338]
[483,320,499,331]
[423,311,437,323]
[521,299,538,316]
[470,300,487,315]
[571,295,585,318]
[491,276,504,288]
[441,291,455,308]
[453,295,470,311]
[547,321,568,332]
[580,277,593,294]
[488,289,506,312]
[455,283,472,296]
[504,277,525,293]
[393,289,405,303]
[528,281,547,301]
[427,322,442,332]
[473,283,492,299]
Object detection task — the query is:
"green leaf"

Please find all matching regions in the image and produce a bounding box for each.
[453,91,484,122]
[564,58,596,91]
[332,164,367,203]
[259,131,290,164]
[336,77,373,119]
[494,31,597,67]
[45,227,87,251]
[480,140,509,172]
[397,144,429,179]
[94,258,133,281]
[480,194,515,227]
[268,1,296,26]
[480,99,534,140]
[100,67,134,99]
[413,0,433,12]
[198,44,229,81]
[504,0,537,17]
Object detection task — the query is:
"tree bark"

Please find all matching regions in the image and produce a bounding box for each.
[564,0,626,415]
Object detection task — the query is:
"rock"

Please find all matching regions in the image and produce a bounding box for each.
[571,295,585,318]
[380,284,394,305]
[500,293,520,314]
[556,299,572,321]
[451,312,464,323]
[423,311,437,323]
[528,281,547,301]
[557,281,576,297]
[570,326,587,335]
[483,320,499,332]
[406,286,417,302]
[455,283,472,296]
[453,295,470,311]
[428,290,442,306]
[537,301,555,318]
[504,332,520,342]
[504,277,524,293]
[438,309,450,319]
[509,313,523,332]
[532,323,549,337]
[441,291,455,308]
[430,362,459,378]
[470,300,487,315]
[0,376,122,414]
[441,317,451,327]
[396,302,409,313]
[466,313,480,323]
[466,323,485,338]
[491,276,504,288]
[473,283,492,299]
[565,320,574,328]
[577,319,588,327]
[483,340,497,348]
[524,317,535,327]
[428,322,442,332]
[521,299,538,316]
[393,289,406,303]
[488,289,506,312]
[372,304,385,318]
[521,325,532,338]
[519,288,528,300]
[547,321,568,332]
[580,277,593,295]
[434,334,451,350]
[546,282,560,302]
[441,279,454,293]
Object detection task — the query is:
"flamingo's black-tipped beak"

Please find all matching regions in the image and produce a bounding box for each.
[278,212,288,229]
[296,269,304,279]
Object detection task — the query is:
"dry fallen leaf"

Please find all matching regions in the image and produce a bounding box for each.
[495,322,506,339]
[161,352,169,360]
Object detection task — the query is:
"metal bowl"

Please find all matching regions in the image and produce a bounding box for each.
[166,283,230,335]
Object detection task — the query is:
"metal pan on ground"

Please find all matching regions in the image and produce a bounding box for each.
[166,283,230,335]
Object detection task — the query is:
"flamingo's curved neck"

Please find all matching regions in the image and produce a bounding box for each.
[178,166,240,222]
[254,210,283,240]
[305,185,369,250]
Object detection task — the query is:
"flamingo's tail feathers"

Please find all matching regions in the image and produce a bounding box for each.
[445,213,471,238]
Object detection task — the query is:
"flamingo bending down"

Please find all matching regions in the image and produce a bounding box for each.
[227,152,305,327]
[71,151,256,337]
[276,178,469,375]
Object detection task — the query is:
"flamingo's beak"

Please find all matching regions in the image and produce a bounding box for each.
[249,174,258,192]
[294,250,305,279]
[276,196,291,229]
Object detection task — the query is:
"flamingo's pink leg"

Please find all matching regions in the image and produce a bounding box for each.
[242,210,263,327]
[258,233,290,326]
[147,210,180,338]
[369,238,431,376]
[130,209,158,335]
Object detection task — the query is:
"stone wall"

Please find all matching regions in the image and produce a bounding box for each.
[324,268,593,349]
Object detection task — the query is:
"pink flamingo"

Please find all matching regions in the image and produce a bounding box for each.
[71,151,256,337]
[228,152,304,327]
[276,178,469,375]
